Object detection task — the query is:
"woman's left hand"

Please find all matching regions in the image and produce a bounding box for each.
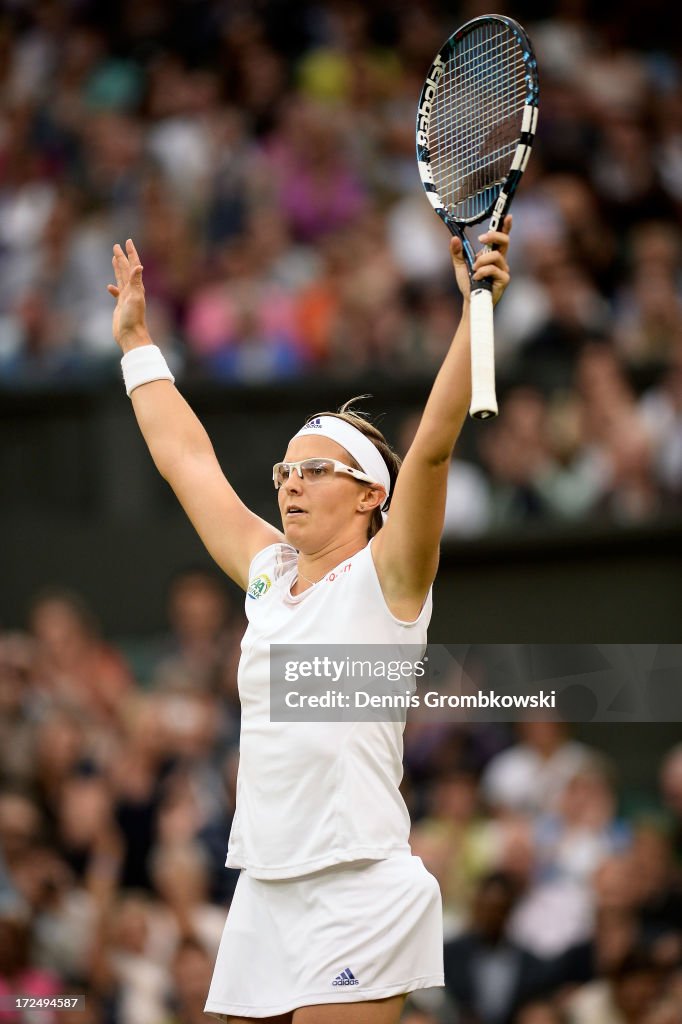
[450,213,512,307]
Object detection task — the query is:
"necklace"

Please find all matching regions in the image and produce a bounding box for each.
[296,567,323,588]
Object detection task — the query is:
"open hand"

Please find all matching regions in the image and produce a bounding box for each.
[107,238,149,351]
[450,214,512,307]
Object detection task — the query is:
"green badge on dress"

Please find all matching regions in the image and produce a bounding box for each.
[247,573,272,600]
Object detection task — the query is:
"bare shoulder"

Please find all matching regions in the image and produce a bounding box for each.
[370,530,433,623]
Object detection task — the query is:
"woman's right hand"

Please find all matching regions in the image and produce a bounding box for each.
[107,238,149,351]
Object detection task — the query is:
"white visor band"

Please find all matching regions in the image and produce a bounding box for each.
[292,416,390,507]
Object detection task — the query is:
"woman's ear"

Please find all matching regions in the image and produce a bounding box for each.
[358,486,386,513]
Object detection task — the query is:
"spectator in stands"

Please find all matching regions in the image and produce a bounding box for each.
[533,757,629,885]
[107,694,173,892]
[514,260,610,395]
[476,389,563,526]
[629,822,682,939]
[150,568,242,698]
[160,937,216,1024]
[0,791,44,887]
[410,769,496,934]
[148,842,225,960]
[28,588,133,727]
[54,774,122,887]
[639,353,682,505]
[90,892,170,1024]
[613,223,682,369]
[0,912,64,1024]
[33,711,96,811]
[8,844,94,983]
[0,633,37,787]
[443,872,549,1024]
[482,722,593,818]
[564,946,665,1024]
[541,906,639,994]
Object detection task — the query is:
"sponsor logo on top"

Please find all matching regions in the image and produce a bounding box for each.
[332,968,359,986]
[327,562,352,583]
[247,573,272,600]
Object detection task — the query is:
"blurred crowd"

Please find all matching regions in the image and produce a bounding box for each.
[1,575,682,1023]
[1,0,682,532]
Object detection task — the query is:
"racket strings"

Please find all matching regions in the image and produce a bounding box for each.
[442,37,524,202]
[436,30,524,183]
[438,54,524,212]
[429,25,528,221]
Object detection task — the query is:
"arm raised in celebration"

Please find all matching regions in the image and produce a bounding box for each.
[372,217,512,620]
[108,239,282,591]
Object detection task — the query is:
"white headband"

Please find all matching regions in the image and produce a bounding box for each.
[293,416,391,508]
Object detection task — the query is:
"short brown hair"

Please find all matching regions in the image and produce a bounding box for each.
[306,396,401,539]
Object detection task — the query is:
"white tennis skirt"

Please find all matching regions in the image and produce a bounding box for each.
[204,853,444,1019]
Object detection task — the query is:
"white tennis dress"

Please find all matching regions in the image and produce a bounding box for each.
[204,540,444,1019]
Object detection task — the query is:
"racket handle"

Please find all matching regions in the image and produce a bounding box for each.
[469,285,498,420]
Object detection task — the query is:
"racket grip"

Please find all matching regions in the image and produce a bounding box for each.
[469,285,498,420]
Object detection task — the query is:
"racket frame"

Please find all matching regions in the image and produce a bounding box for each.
[416,14,540,419]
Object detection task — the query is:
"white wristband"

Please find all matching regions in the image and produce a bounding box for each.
[121,345,175,397]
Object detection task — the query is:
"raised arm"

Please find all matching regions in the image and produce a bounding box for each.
[108,239,282,590]
[373,218,512,618]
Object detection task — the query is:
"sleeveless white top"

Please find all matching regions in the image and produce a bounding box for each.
[226,539,432,879]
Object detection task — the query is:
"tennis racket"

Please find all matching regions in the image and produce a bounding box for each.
[416,15,540,419]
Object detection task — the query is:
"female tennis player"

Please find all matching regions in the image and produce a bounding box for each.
[107,219,511,1024]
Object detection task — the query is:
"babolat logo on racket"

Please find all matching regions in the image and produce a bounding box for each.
[247,573,272,600]
[417,54,445,147]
